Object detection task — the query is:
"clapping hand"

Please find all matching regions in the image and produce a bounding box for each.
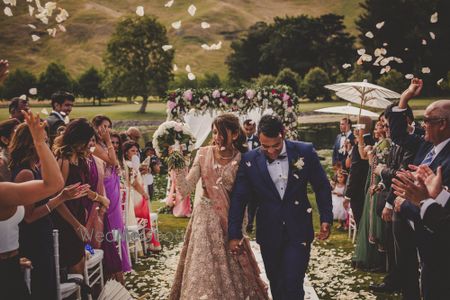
[316,222,331,240]
[409,165,443,199]
[400,78,423,107]
[392,169,428,205]
[23,110,47,145]
[60,183,91,201]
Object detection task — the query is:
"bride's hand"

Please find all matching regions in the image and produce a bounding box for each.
[229,239,243,255]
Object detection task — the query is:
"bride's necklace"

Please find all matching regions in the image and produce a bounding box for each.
[216,147,235,160]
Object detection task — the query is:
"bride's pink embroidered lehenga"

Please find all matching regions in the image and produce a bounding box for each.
[169,146,268,300]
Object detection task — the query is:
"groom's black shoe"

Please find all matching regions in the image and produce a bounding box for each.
[369,282,399,293]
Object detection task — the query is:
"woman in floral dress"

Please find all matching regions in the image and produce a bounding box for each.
[169,114,268,300]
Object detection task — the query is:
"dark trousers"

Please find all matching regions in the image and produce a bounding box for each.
[351,194,365,226]
[246,200,257,230]
[392,213,420,300]
[0,255,30,300]
[260,230,310,300]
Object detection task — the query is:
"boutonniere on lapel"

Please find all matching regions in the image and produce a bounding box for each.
[291,157,305,179]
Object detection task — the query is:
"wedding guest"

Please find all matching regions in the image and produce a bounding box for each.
[9,122,89,300]
[52,118,109,276]
[344,116,375,225]
[332,117,354,169]
[47,91,74,144]
[389,78,450,299]
[0,111,64,299]
[9,97,30,122]
[92,115,131,275]
[0,118,20,182]
[332,170,348,229]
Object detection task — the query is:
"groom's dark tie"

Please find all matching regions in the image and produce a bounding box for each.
[267,155,287,164]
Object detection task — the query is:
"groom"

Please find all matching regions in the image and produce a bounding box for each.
[228,115,333,300]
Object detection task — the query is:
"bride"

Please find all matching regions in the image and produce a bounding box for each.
[169,114,268,300]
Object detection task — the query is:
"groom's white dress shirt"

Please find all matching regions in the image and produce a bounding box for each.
[267,142,289,199]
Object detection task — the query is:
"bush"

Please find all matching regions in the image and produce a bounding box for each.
[252,74,276,88]
[301,67,330,101]
[199,73,222,88]
[376,69,408,94]
[1,68,37,100]
[276,68,301,93]
[348,65,373,82]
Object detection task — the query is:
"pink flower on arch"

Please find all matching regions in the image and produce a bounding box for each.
[167,101,177,110]
[183,89,193,101]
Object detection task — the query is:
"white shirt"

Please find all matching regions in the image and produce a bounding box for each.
[424,136,450,164]
[247,135,257,150]
[267,142,289,199]
[339,130,352,149]
[51,110,65,122]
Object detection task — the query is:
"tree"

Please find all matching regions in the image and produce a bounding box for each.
[301,67,330,101]
[252,74,276,88]
[227,14,354,82]
[276,68,301,94]
[376,69,408,93]
[104,16,174,113]
[199,73,222,88]
[1,68,37,99]
[77,67,105,105]
[356,0,450,95]
[38,62,72,100]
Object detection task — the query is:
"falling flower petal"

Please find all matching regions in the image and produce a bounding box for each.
[380,68,386,75]
[421,67,431,74]
[365,31,374,39]
[136,6,144,16]
[307,208,312,213]
[357,48,366,55]
[47,28,57,37]
[342,63,351,69]
[134,101,140,105]
[162,45,173,51]
[430,12,438,23]
[185,65,191,73]
[429,32,435,40]
[201,22,210,29]
[422,39,427,45]
[361,54,372,62]
[437,78,444,85]
[173,64,178,71]
[164,0,174,8]
[58,24,66,32]
[375,21,385,29]
[28,5,34,16]
[404,48,409,51]
[40,108,49,115]
[187,4,196,16]
[385,66,391,72]
[171,20,181,29]
[27,24,37,29]
[19,94,27,100]
[29,88,37,95]
[201,44,210,50]
[383,42,388,47]
[31,34,40,41]
[246,161,251,167]
[4,7,13,16]
[187,72,196,80]
[394,57,403,64]
[405,74,414,79]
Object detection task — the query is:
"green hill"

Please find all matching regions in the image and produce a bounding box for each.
[0,0,362,79]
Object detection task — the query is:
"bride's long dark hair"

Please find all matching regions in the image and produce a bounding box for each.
[211,113,247,153]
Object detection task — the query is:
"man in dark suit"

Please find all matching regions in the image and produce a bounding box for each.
[47,91,74,144]
[344,116,375,226]
[8,96,30,122]
[389,78,450,299]
[242,119,261,233]
[332,117,354,169]
[228,115,333,300]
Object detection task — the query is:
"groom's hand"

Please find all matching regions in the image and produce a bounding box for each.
[229,239,242,255]
[316,222,331,240]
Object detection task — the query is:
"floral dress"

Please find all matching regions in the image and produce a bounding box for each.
[169,146,268,300]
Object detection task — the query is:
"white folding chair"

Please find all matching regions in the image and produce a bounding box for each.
[53,229,81,300]
[84,248,105,300]
[348,208,357,243]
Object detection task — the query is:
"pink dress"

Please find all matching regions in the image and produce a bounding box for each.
[169,146,268,300]
[166,169,192,217]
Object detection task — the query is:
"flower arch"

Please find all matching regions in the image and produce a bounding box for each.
[165,85,300,138]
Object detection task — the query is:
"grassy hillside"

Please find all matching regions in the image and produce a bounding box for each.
[0,0,362,79]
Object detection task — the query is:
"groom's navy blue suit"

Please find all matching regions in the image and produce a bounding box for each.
[228,140,333,299]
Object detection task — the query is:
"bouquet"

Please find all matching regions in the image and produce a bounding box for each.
[152,121,196,169]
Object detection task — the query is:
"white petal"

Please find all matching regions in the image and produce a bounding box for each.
[361,54,372,62]
[342,63,351,69]
[58,24,66,32]
[27,24,37,29]
[437,78,443,85]
[246,161,251,167]
[28,5,34,16]
[31,34,40,41]
[162,45,173,51]
[357,48,366,55]
[429,32,435,40]
[4,7,13,16]
[380,57,390,66]
[29,88,37,95]
[187,72,196,80]
[383,42,388,47]
[380,68,386,75]
[40,108,49,115]
[394,57,403,64]
[404,48,409,51]
[185,64,191,73]
[421,67,430,74]
[365,31,374,39]
[19,94,27,100]
[171,20,181,29]
[187,4,196,16]
[136,6,144,16]
[201,22,210,29]
[405,74,414,79]
[375,21,385,29]
[430,12,438,24]
[307,208,312,213]
[173,64,178,71]
[422,39,427,45]
[164,0,174,8]
[134,101,140,105]
[385,65,391,72]
[201,44,210,50]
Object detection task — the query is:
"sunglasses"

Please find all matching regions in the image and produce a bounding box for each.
[422,117,446,125]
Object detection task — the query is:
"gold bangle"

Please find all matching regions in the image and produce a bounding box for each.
[45,204,51,213]
[93,192,99,201]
